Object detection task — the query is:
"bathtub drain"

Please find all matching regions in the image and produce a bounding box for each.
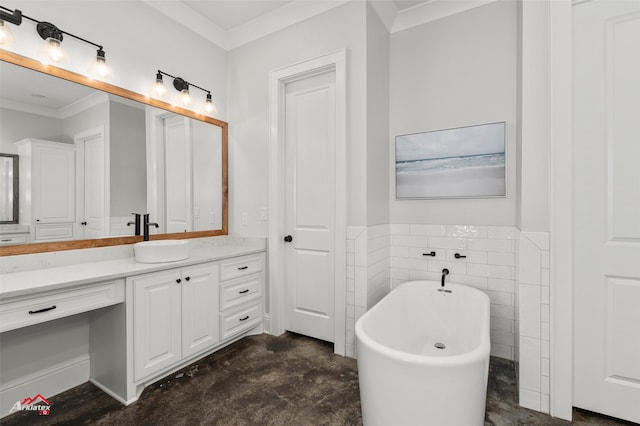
[434,342,446,349]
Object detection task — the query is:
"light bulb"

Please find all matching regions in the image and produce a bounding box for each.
[40,37,67,65]
[0,20,15,47]
[180,88,191,106]
[204,93,218,115]
[89,49,112,79]
[150,72,166,98]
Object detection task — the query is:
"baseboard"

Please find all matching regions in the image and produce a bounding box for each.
[263,313,271,334]
[0,355,90,419]
[89,378,138,406]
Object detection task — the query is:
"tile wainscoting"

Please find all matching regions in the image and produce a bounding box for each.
[518,231,551,413]
[345,224,551,416]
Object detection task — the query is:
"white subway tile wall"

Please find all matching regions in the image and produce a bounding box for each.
[109,216,138,237]
[518,231,551,414]
[390,224,518,361]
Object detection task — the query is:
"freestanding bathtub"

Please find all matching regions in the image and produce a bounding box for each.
[355,280,491,426]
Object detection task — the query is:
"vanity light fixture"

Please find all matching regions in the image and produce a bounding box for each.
[0,7,19,46]
[0,5,112,78]
[154,70,218,116]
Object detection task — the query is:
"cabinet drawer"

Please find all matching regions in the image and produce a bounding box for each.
[34,223,74,241]
[219,254,263,281]
[0,279,125,332]
[220,275,262,311]
[0,234,28,245]
[220,302,262,340]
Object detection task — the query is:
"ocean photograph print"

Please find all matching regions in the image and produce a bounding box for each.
[395,122,506,199]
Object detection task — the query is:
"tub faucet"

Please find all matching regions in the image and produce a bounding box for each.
[142,214,159,241]
[441,268,449,287]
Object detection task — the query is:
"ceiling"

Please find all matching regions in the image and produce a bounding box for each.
[0,60,97,115]
[182,0,430,31]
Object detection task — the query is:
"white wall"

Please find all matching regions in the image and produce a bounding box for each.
[518,0,550,233]
[1,0,228,121]
[227,1,368,235]
[110,101,146,216]
[366,2,390,226]
[389,1,518,226]
[0,108,63,154]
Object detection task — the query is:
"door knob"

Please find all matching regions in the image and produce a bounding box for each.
[284,235,293,243]
[81,221,87,226]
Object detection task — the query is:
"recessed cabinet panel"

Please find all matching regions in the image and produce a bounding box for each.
[132,270,182,382]
[181,263,219,358]
[34,224,74,242]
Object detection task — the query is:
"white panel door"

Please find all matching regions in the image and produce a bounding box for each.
[132,270,182,381]
[164,115,191,233]
[79,133,105,239]
[33,145,75,223]
[574,1,640,423]
[284,70,336,342]
[181,263,219,358]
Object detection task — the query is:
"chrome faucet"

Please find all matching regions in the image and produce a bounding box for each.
[441,268,449,287]
[142,214,159,241]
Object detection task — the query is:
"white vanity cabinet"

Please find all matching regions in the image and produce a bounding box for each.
[130,262,219,381]
[0,244,266,418]
[15,139,76,242]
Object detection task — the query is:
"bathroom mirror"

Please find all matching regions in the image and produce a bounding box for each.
[0,50,227,255]
[0,153,19,224]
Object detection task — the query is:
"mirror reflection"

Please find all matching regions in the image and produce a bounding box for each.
[0,153,18,224]
[0,59,224,246]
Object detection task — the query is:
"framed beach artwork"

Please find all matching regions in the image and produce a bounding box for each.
[395,122,506,199]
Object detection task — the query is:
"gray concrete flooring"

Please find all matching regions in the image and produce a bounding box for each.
[2,332,635,425]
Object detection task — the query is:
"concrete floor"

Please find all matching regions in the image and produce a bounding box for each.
[2,332,635,425]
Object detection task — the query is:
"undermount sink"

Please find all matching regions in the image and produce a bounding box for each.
[134,240,190,263]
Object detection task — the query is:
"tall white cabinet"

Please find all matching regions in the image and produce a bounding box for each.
[15,139,76,242]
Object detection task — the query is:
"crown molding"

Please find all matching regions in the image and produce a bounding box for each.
[140,0,229,50]
[369,1,398,32]
[0,99,60,119]
[140,0,501,52]
[391,0,500,33]
[227,0,351,50]
[58,91,110,119]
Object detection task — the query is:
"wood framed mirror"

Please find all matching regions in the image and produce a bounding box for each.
[0,50,228,256]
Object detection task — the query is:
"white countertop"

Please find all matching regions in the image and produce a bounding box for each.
[0,242,265,301]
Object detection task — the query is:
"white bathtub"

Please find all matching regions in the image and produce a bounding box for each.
[355,280,491,426]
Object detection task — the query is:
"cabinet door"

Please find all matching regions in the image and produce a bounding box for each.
[33,145,75,223]
[132,270,182,381]
[182,263,219,358]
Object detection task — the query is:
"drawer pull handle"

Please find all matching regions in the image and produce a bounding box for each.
[239,289,249,294]
[237,266,249,270]
[239,315,250,321]
[29,305,57,314]
[1,239,11,242]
